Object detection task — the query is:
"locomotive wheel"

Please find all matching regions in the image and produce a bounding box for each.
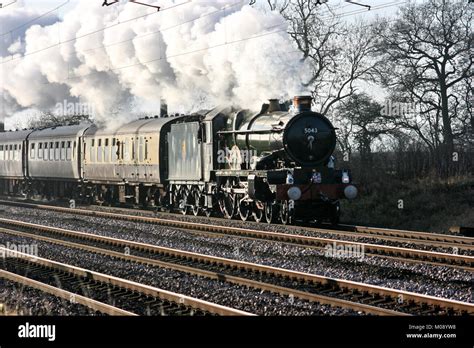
[238,196,250,221]
[280,201,293,225]
[191,189,201,216]
[264,202,273,224]
[223,193,235,219]
[252,202,264,223]
[219,185,235,219]
[178,188,189,215]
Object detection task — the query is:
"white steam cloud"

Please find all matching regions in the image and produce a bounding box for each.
[1,0,309,129]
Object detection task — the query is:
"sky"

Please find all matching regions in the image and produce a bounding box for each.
[0,0,411,130]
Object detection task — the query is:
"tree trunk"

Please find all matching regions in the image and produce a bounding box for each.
[439,70,455,177]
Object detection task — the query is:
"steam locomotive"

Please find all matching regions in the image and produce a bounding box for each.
[0,96,357,224]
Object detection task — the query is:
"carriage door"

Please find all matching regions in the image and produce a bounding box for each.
[22,139,29,178]
[202,121,213,182]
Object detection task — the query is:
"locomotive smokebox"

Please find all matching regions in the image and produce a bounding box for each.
[293,96,312,113]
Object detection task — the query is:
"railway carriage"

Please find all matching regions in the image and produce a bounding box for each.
[26,124,91,198]
[82,116,189,205]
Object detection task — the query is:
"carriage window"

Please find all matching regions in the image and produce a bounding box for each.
[38,143,43,159]
[73,141,76,160]
[66,141,72,161]
[0,145,3,161]
[139,137,144,162]
[97,139,103,163]
[131,138,135,161]
[54,142,60,161]
[124,138,130,161]
[90,139,96,162]
[60,141,66,160]
[145,140,149,160]
[104,138,109,162]
[116,140,121,160]
[30,143,35,159]
[112,139,118,161]
[44,143,48,160]
[13,145,18,160]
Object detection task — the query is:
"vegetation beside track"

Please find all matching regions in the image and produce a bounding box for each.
[340,176,474,234]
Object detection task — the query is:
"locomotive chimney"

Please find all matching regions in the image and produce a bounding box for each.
[267,99,281,113]
[293,96,313,113]
[160,99,168,118]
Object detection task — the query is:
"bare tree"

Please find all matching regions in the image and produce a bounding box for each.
[277,0,380,115]
[265,0,290,13]
[27,112,92,129]
[376,0,473,175]
[336,93,394,169]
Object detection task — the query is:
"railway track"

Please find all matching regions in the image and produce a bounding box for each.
[0,200,472,270]
[89,203,474,250]
[0,269,135,316]
[335,224,474,248]
[1,221,472,316]
[0,246,251,316]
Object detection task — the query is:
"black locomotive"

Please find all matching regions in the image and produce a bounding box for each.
[170,95,358,224]
[0,96,357,224]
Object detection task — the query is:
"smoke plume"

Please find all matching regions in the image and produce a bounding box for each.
[1,0,309,129]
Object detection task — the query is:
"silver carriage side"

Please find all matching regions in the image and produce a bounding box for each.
[27,124,92,198]
[0,130,31,194]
